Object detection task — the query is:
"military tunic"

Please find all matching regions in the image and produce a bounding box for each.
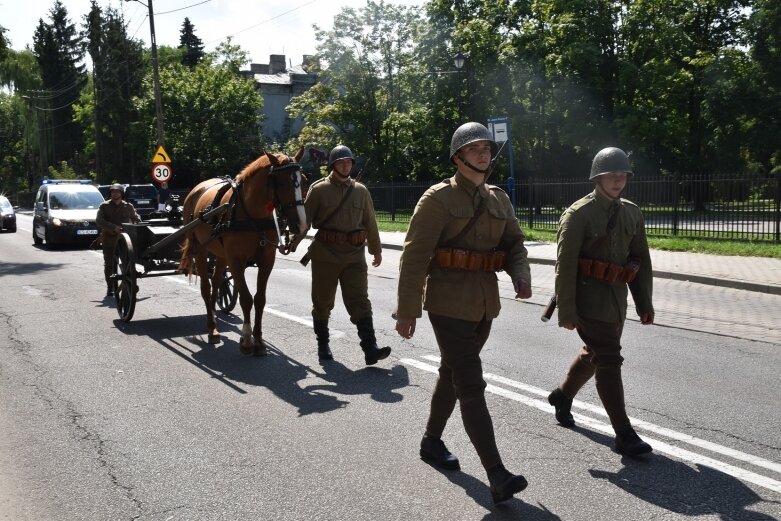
[555,189,654,326]
[304,174,381,322]
[396,172,531,321]
[396,171,531,470]
[96,200,140,286]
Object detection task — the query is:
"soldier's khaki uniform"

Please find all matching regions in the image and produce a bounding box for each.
[96,200,140,289]
[304,174,381,322]
[396,172,530,470]
[555,188,654,432]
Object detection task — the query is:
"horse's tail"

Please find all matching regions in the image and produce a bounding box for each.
[178,237,194,278]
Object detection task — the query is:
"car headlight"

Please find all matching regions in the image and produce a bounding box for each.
[52,218,63,226]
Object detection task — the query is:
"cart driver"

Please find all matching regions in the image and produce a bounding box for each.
[96,184,140,297]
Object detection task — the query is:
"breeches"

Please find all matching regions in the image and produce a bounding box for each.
[310,259,371,322]
[426,313,501,470]
[102,242,116,285]
[560,317,631,432]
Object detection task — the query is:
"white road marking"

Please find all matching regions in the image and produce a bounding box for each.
[404,356,781,494]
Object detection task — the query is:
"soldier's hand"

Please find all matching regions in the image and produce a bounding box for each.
[513,278,532,299]
[372,253,382,267]
[639,312,654,325]
[395,316,416,339]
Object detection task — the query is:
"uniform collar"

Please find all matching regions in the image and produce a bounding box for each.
[592,188,620,211]
[454,172,489,199]
[328,173,353,187]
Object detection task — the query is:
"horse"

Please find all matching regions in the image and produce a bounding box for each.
[178,148,308,355]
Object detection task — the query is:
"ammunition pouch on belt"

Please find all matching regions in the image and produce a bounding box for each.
[317,229,368,247]
[578,257,641,284]
[434,247,506,272]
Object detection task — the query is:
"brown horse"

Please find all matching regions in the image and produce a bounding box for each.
[178,149,307,355]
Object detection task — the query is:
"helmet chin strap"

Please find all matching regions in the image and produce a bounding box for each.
[457,154,492,175]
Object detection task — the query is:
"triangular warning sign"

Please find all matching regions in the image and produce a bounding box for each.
[151,145,171,163]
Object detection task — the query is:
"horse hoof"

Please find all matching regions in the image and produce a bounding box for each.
[239,341,254,355]
[253,345,268,357]
[208,333,221,344]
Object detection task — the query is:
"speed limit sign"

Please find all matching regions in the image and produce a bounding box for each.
[151,163,173,184]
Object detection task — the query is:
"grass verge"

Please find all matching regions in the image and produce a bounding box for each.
[378,223,781,258]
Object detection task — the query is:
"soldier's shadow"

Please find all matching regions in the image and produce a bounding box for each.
[427,468,561,520]
[576,428,779,520]
[304,359,408,404]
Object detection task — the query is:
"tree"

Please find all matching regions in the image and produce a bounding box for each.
[289,0,424,182]
[179,17,205,68]
[80,1,146,184]
[134,52,263,188]
[31,0,87,174]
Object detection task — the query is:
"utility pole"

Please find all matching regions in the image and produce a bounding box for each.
[125,0,165,146]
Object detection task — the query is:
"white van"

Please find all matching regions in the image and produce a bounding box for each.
[32,180,104,248]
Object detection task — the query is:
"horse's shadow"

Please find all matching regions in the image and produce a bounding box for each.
[574,427,779,520]
[118,313,408,416]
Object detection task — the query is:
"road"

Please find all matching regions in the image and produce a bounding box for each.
[1,214,780,520]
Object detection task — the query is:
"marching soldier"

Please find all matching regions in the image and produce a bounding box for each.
[394,122,532,503]
[547,147,655,457]
[302,145,391,365]
[96,183,140,296]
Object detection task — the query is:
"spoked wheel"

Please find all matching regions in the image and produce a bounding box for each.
[217,267,238,312]
[113,233,137,322]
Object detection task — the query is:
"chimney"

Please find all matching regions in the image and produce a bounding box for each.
[269,54,287,74]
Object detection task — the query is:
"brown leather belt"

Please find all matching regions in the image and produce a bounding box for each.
[434,247,506,272]
[578,257,640,284]
[316,229,368,246]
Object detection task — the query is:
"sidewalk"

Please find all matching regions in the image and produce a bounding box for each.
[377,231,781,295]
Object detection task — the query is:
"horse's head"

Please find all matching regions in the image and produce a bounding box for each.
[265,147,308,235]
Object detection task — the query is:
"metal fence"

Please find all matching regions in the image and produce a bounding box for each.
[369,174,781,243]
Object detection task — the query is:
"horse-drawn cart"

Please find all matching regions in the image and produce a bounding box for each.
[111,199,238,322]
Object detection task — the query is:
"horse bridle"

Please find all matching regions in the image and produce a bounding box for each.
[265,157,307,254]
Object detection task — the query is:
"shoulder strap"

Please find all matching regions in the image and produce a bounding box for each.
[317,179,355,230]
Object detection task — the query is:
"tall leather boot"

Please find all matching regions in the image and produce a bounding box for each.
[356,317,391,365]
[313,319,332,360]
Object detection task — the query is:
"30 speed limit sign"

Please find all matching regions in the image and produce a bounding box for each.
[151,163,173,184]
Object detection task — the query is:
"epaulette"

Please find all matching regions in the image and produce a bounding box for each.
[309,177,328,189]
[488,184,508,196]
[569,193,596,211]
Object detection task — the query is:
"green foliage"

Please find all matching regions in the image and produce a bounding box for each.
[179,18,205,68]
[47,160,83,180]
[134,57,264,188]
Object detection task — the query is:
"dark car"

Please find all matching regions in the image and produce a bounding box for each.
[124,184,159,217]
[0,195,17,232]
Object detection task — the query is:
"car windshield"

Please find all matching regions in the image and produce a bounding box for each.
[0,197,12,211]
[126,186,157,199]
[48,191,104,210]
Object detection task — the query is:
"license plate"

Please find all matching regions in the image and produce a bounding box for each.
[136,199,150,204]
[76,229,98,235]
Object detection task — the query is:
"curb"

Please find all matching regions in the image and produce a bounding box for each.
[379,240,781,296]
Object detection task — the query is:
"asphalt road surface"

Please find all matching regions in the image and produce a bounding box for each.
[1,215,779,520]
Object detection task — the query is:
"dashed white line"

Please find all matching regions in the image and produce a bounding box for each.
[404,356,781,494]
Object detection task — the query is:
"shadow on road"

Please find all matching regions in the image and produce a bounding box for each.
[573,428,778,520]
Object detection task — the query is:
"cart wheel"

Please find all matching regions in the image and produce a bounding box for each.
[218,267,238,312]
[113,233,137,322]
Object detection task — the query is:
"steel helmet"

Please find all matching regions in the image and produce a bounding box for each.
[589,147,633,180]
[328,145,354,170]
[109,183,125,194]
[449,122,498,164]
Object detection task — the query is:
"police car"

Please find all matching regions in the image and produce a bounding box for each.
[32,180,104,248]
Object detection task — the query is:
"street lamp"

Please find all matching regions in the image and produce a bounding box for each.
[453,52,466,124]
[125,0,165,146]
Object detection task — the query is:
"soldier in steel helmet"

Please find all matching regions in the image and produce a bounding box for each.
[394,122,532,504]
[302,145,391,365]
[547,147,655,457]
[96,183,140,296]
